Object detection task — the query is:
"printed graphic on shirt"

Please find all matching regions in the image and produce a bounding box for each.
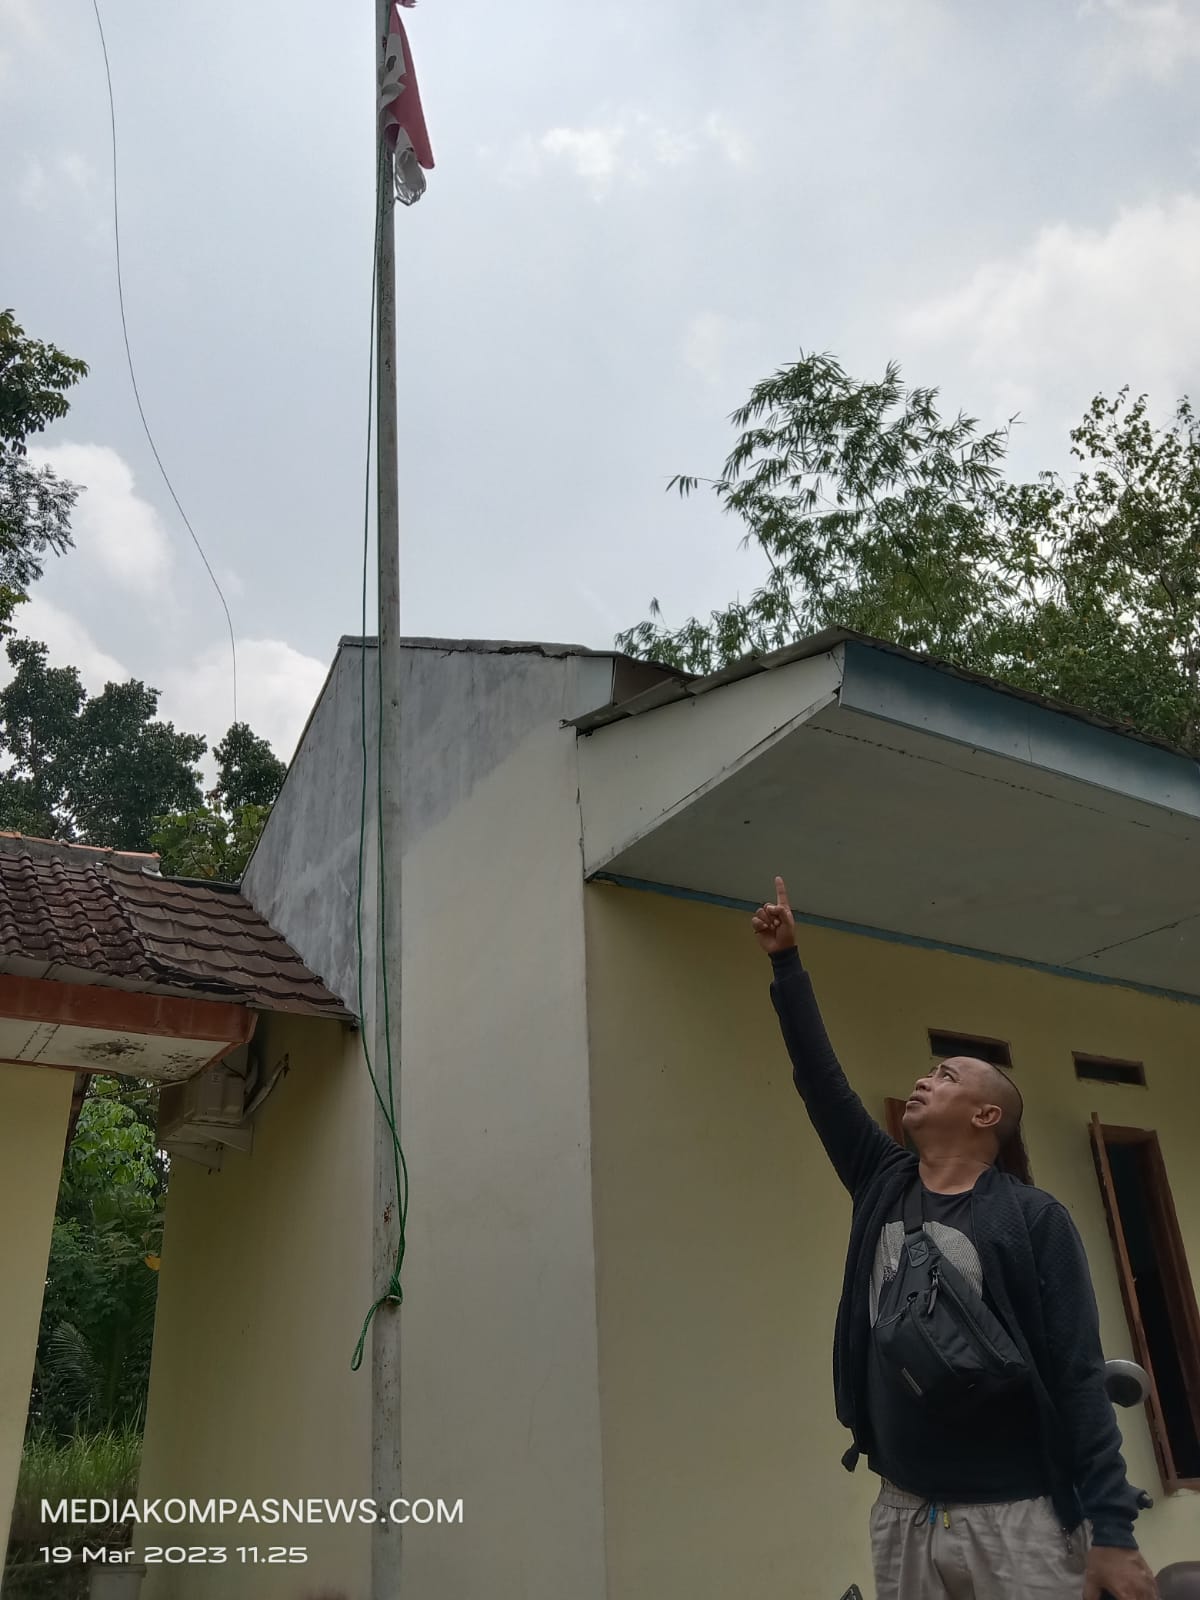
[870,1220,983,1325]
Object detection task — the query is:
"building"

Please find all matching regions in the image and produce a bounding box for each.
[5,629,1200,1597]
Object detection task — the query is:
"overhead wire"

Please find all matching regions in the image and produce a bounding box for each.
[90,0,239,726]
[91,0,406,1370]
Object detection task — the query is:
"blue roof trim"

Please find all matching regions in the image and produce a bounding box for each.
[840,642,1200,818]
[591,872,1200,1009]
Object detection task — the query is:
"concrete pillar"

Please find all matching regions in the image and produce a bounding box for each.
[0,1065,72,1559]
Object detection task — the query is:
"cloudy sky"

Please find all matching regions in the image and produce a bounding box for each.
[4,0,1200,761]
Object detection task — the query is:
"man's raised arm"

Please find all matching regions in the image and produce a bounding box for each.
[754,876,904,1197]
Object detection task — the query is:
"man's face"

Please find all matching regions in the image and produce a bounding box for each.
[901,1056,999,1142]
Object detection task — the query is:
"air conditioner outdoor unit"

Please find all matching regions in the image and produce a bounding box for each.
[157,1057,252,1155]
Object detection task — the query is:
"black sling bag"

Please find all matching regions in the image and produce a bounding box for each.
[873,1181,1029,1410]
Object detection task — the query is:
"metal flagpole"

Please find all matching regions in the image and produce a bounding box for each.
[372,0,404,1592]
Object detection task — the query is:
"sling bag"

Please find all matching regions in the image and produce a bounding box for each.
[873,1181,1028,1410]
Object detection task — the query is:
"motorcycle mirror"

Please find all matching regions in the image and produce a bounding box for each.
[1104,1358,1151,1408]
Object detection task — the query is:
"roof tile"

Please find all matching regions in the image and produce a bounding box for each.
[0,842,351,1021]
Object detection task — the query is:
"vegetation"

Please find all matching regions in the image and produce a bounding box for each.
[150,721,286,879]
[619,352,1200,753]
[0,310,86,637]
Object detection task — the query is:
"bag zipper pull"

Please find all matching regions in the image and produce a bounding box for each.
[927,1267,939,1315]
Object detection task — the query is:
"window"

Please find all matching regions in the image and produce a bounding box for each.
[927,1029,1012,1069]
[1075,1054,1146,1088]
[1090,1116,1200,1491]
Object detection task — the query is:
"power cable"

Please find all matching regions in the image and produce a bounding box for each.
[91,0,239,725]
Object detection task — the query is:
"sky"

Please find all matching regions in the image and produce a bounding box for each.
[3,0,1200,763]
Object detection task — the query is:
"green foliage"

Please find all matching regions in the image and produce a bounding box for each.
[31,1079,165,1443]
[4,1428,140,1596]
[213,720,287,811]
[150,720,285,879]
[151,799,273,881]
[9,1428,141,1544]
[0,644,287,866]
[0,638,206,849]
[619,354,1200,754]
[0,310,87,636]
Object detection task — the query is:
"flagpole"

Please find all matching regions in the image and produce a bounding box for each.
[372,0,404,1592]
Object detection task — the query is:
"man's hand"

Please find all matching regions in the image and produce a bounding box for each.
[751,875,797,955]
[1084,1545,1158,1600]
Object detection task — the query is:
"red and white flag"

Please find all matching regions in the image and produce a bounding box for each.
[378,1,434,205]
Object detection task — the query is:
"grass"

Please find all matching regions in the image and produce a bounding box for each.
[9,1428,142,1545]
[4,1429,142,1598]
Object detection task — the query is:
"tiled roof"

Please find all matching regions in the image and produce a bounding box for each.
[0,836,351,1020]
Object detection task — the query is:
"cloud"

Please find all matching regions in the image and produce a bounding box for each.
[16,151,94,211]
[1,595,130,693]
[489,110,751,198]
[540,124,629,190]
[703,113,752,168]
[682,312,744,386]
[28,443,174,594]
[1079,0,1200,84]
[899,194,1200,431]
[159,638,328,764]
[1,590,323,773]
[0,0,42,80]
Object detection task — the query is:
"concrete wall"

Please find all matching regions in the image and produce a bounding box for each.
[584,882,1200,1600]
[394,645,610,1600]
[0,1064,72,1559]
[242,645,376,1015]
[137,1012,372,1600]
[147,642,616,1598]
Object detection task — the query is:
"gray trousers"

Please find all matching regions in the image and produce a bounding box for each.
[871,1481,1090,1599]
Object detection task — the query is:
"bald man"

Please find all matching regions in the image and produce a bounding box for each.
[753,877,1156,1600]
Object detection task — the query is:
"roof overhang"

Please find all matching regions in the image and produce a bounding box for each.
[0,973,257,1080]
[577,639,1200,1001]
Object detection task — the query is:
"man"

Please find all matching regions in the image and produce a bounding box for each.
[752,876,1157,1600]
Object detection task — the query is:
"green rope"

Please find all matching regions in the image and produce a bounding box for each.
[351,143,409,1373]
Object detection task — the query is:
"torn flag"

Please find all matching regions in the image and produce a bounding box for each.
[378,1,434,205]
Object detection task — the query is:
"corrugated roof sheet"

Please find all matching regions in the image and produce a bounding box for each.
[0,837,351,1020]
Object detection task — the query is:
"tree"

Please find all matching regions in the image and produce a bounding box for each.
[0,636,288,871]
[618,352,1200,754]
[32,1078,165,1439]
[0,309,86,632]
[0,639,206,850]
[213,720,287,810]
[150,799,273,882]
[151,721,287,881]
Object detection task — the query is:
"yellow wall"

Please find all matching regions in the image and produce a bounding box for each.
[137,1014,373,1600]
[584,883,1200,1599]
[395,716,608,1600]
[0,1064,72,1559]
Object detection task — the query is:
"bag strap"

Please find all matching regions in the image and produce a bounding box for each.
[902,1178,925,1237]
[902,1180,933,1269]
